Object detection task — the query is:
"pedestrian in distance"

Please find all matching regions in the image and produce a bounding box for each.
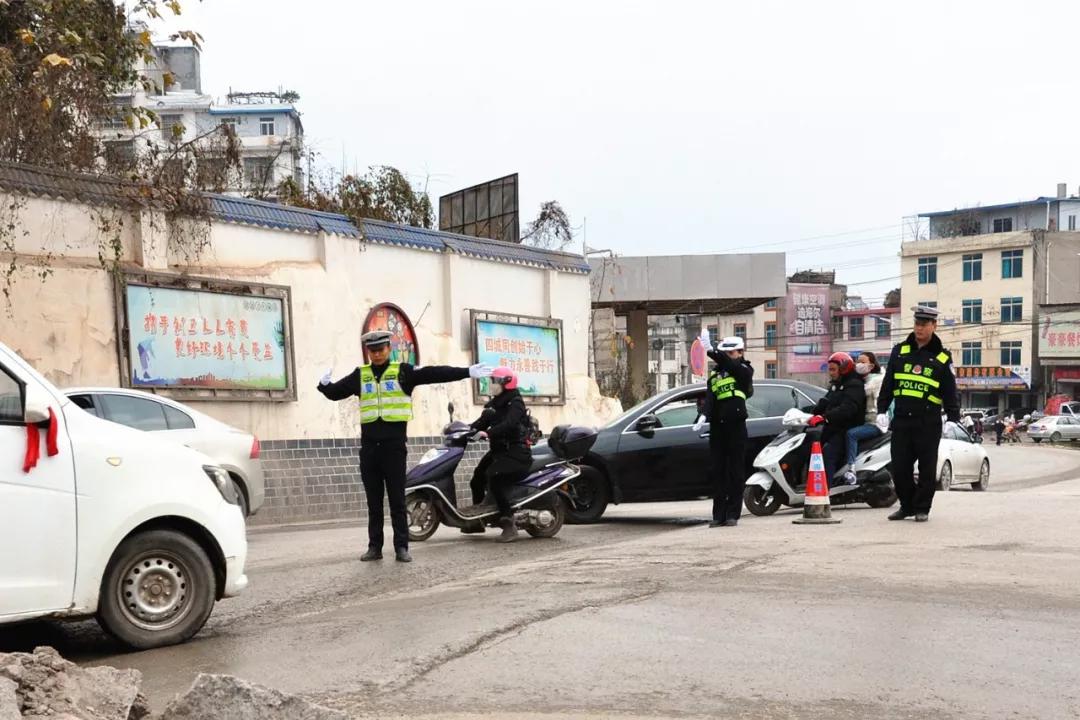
[318,329,492,562]
[693,330,754,528]
[877,306,961,522]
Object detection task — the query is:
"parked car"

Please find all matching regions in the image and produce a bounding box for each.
[64,388,265,518]
[917,423,991,491]
[1027,415,1080,443]
[1055,401,1080,419]
[0,342,248,649]
[531,380,827,523]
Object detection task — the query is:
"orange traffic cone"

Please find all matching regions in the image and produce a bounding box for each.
[793,440,842,525]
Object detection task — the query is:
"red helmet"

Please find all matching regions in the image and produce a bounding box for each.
[491,366,518,390]
[828,351,855,375]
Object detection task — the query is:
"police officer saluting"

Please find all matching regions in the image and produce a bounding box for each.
[319,330,492,562]
[694,331,754,528]
[877,306,961,522]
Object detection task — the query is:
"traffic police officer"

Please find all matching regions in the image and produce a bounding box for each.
[319,330,492,562]
[694,332,754,527]
[877,306,961,522]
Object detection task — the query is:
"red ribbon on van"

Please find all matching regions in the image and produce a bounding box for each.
[24,407,59,473]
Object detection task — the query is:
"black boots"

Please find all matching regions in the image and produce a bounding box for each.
[497,517,519,543]
[360,548,383,561]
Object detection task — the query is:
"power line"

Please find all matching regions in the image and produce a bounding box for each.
[718,223,905,253]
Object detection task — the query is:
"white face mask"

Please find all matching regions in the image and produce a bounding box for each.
[855,362,871,375]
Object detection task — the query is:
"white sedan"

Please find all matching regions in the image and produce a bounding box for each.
[916,423,990,492]
[1027,416,1080,443]
[64,387,265,517]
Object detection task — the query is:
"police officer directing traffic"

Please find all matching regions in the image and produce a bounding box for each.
[694,330,754,528]
[318,330,492,562]
[877,306,961,522]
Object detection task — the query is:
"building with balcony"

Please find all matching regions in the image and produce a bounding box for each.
[97,43,303,195]
[904,193,1068,411]
[831,299,902,366]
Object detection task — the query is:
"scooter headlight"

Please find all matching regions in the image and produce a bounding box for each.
[419,448,448,465]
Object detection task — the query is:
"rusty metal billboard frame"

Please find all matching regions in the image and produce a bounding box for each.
[439,173,520,243]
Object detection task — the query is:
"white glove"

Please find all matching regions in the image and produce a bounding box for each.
[875,413,890,432]
[692,414,706,432]
[469,363,494,379]
[319,368,333,386]
[699,327,711,350]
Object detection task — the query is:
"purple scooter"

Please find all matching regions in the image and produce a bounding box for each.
[404,403,597,541]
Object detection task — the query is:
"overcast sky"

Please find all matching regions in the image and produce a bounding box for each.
[164,0,1080,303]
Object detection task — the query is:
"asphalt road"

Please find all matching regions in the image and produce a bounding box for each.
[3,444,1080,719]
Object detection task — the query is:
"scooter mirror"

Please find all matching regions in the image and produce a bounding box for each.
[447,402,455,420]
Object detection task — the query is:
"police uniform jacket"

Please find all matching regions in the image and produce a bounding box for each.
[877,333,961,423]
[703,350,754,425]
[317,363,470,441]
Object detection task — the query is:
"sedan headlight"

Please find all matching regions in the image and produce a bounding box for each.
[204,465,238,505]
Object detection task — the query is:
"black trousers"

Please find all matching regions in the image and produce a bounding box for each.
[890,414,941,515]
[360,439,409,551]
[710,422,748,523]
[472,452,530,517]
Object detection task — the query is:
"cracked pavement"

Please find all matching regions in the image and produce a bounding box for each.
[2,444,1080,719]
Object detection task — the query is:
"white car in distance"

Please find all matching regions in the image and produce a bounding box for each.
[916,423,991,492]
[64,388,265,518]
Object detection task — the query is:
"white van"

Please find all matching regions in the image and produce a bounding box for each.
[0,342,248,649]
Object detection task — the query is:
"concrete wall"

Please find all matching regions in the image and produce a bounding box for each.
[0,190,618,524]
[1043,232,1080,304]
[591,253,786,306]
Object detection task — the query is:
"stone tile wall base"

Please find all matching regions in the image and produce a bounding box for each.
[251,437,489,526]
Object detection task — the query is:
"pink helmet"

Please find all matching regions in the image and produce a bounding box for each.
[491,366,518,390]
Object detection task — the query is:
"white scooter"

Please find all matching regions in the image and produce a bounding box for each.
[743,409,898,516]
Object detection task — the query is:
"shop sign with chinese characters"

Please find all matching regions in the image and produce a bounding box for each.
[471,311,563,404]
[119,276,294,400]
[954,366,1030,389]
[785,283,831,373]
[1039,311,1080,359]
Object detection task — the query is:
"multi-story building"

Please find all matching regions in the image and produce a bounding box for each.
[98,43,304,195]
[703,302,780,380]
[902,194,1066,411]
[831,299,902,365]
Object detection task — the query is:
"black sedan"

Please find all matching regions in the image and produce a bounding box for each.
[532,379,827,523]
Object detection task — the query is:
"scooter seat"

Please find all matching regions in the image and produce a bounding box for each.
[857,431,891,453]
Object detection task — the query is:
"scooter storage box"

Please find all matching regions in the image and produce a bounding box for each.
[548,424,597,459]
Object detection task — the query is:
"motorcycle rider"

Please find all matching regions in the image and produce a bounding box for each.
[693,330,754,528]
[841,351,887,485]
[877,305,961,522]
[468,367,532,543]
[808,352,866,485]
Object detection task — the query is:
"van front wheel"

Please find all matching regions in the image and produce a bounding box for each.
[97,530,216,650]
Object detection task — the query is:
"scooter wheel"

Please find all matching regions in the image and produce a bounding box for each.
[743,485,782,516]
[407,494,441,542]
[525,496,566,538]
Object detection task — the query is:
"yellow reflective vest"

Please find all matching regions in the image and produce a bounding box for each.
[358,363,412,423]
